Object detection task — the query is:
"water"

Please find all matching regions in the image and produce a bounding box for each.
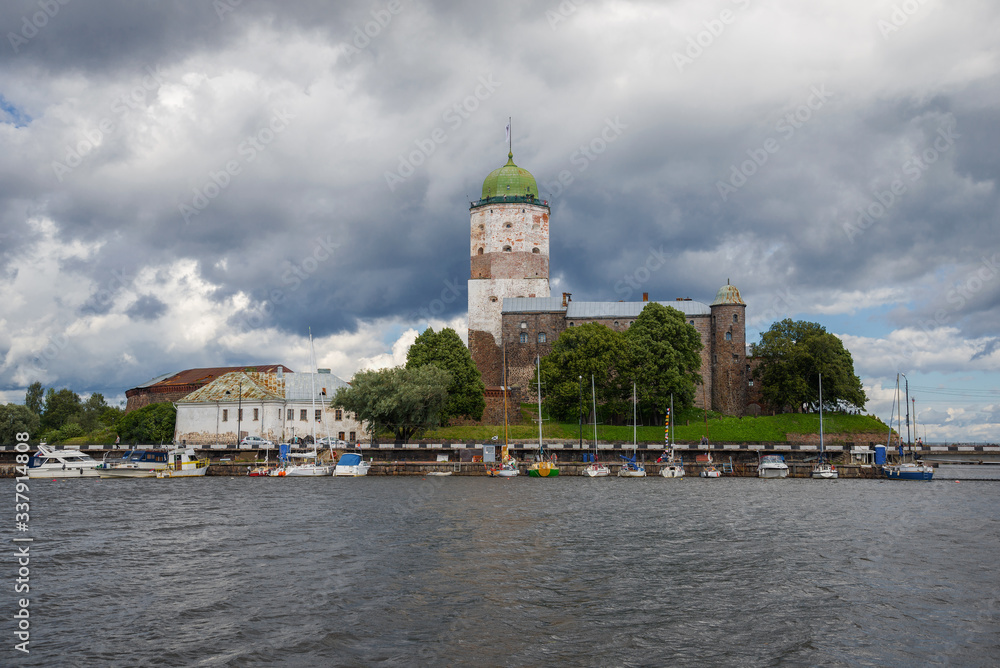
[5,469,999,666]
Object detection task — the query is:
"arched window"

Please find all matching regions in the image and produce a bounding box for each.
[733,313,739,323]
[614,321,620,327]
[490,296,498,302]
[532,247,540,254]
[504,222,512,228]
[569,322,575,327]
[538,332,546,343]
[519,332,528,343]
[689,320,694,325]
[479,224,484,230]
[503,245,512,252]
[477,247,484,255]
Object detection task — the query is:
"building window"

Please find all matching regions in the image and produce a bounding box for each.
[520,332,528,343]
[490,296,498,302]
[300,409,307,421]
[520,321,527,328]
[479,223,484,229]
[725,332,732,341]
[713,355,718,364]
[733,313,739,323]
[749,380,754,387]
[287,409,293,421]
[349,431,356,441]
[538,332,546,343]
[614,321,619,327]
[335,409,343,421]
[222,409,228,422]
[503,245,512,252]
[569,322,575,327]
[532,247,540,254]
[315,410,322,422]
[505,222,512,228]
[253,408,259,421]
[477,247,484,255]
[339,431,346,440]
[690,320,694,325]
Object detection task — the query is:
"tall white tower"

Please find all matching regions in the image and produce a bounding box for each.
[468,151,550,386]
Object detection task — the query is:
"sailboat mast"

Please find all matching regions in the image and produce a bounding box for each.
[309,328,316,444]
[819,373,824,457]
[536,356,543,453]
[591,374,597,448]
[502,346,509,461]
[633,381,637,448]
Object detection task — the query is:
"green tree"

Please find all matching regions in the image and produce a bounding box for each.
[115,402,177,444]
[81,392,110,432]
[41,388,83,432]
[624,302,703,413]
[0,404,41,445]
[751,319,866,411]
[25,382,44,416]
[406,327,485,422]
[332,365,451,443]
[540,323,629,422]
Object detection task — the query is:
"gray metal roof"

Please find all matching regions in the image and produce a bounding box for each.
[502,297,567,313]
[283,372,350,401]
[566,300,711,319]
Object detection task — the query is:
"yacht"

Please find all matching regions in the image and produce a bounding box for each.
[27,445,102,478]
[98,449,169,478]
[334,452,371,477]
[757,454,789,478]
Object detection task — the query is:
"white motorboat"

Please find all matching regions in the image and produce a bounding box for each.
[757,454,789,478]
[811,373,839,480]
[98,449,170,478]
[27,445,102,479]
[700,465,722,478]
[660,463,685,478]
[487,460,519,477]
[155,448,210,478]
[334,452,371,477]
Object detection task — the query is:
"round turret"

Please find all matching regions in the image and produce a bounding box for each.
[711,282,745,306]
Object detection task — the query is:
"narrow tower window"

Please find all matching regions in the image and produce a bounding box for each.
[477,247,484,255]
[503,245,512,252]
[532,247,540,254]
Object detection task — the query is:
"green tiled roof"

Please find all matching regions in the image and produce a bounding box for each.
[481,152,539,199]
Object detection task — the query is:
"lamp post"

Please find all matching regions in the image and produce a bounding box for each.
[236,380,243,446]
[578,375,583,449]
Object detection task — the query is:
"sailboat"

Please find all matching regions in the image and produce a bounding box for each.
[583,374,610,477]
[882,373,933,481]
[617,381,646,477]
[811,373,838,479]
[659,395,685,478]
[528,356,559,477]
[283,329,334,476]
[488,346,519,478]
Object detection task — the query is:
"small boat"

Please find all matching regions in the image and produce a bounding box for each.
[582,375,609,477]
[155,448,210,478]
[658,398,685,478]
[881,374,934,481]
[528,357,560,478]
[98,449,170,478]
[617,382,646,477]
[334,452,371,477]
[700,466,721,478]
[426,471,453,477]
[489,345,519,478]
[27,445,102,478]
[284,448,334,476]
[811,373,839,479]
[757,454,789,478]
[488,461,520,477]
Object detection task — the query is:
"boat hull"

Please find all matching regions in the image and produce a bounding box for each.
[28,467,101,479]
[660,465,685,478]
[98,467,162,479]
[757,467,788,478]
[617,467,646,478]
[700,468,721,478]
[882,465,933,481]
[811,466,838,479]
[583,465,610,478]
[156,466,209,479]
[527,462,559,477]
[285,466,334,476]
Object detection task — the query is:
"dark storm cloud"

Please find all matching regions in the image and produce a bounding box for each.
[124,294,166,321]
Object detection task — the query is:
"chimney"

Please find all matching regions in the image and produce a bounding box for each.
[562,292,572,307]
[642,292,649,302]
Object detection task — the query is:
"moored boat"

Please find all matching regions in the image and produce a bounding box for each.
[334,452,371,477]
[757,454,789,478]
[582,374,609,477]
[155,448,209,478]
[527,357,560,478]
[98,449,169,478]
[700,465,721,478]
[27,444,102,479]
[811,373,839,479]
[658,400,685,478]
[617,382,646,477]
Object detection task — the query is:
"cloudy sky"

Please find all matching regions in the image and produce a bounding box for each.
[1,0,998,442]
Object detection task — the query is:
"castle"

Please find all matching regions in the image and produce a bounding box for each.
[466,150,750,415]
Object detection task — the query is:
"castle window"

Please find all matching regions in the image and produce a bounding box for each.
[349,431,356,441]
[520,333,528,343]
[479,224,484,230]
[725,332,732,341]
[538,332,546,343]
[286,409,293,420]
[522,209,526,213]
[713,355,718,364]
[733,313,739,323]
[569,322,575,327]
[253,408,259,421]
[477,247,484,255]
[315,410,322,422]
[689,320,694,325]
[520,321,527,328]
[300,409,307,421]
[614,321,620,327]
[503,245,512,252]
[532,247,540,254]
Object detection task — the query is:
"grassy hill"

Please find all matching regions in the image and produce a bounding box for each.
[419,406,891,444]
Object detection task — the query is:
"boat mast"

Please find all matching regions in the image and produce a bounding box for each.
[309,328,317,446]
[502,345,509,463]
[633,381,637,449]
[591,374,597,449]
[536,355,543,456]
[819,373,824,460]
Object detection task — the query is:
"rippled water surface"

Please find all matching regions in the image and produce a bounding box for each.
[4,467,999,666]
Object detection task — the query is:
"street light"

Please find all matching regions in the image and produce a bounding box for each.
[578,375,583,449]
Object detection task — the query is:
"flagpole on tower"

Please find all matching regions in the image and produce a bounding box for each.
[506,117,511,154]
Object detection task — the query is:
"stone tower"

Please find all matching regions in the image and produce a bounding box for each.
[710,281,748,416]
[468,152,550,386]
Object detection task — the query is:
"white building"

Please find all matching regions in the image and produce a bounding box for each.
[173,368,364,446]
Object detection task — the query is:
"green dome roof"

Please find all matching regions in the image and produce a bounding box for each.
[711,282,745,306]
[481,152,539,199]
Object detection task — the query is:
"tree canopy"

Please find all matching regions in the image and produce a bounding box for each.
[25,381,44,415]
[751,319,866,411]
[0,404,41,445]
[115,402,177,444]
[540,303,703,423]
[332,365,451,443]
[406,327,485,422]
